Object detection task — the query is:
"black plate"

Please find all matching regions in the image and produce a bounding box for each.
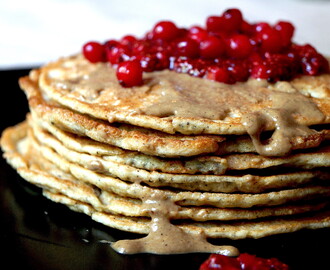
[1,69,329,270]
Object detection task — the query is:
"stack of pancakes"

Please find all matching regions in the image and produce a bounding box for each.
[1,54,330,241]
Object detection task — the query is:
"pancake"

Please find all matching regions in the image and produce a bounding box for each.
[20,74,329,157]
[43,191,330,240]
[31,115,330,177]
[30,125,330,193]
[35,55,330,157]
[37,55,330,136]
[3,121,330,210]
[2,121,330,226]
[28,52,330,158]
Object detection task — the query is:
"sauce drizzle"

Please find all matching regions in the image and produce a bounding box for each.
[111,191,239,255]
[242,91,324,156]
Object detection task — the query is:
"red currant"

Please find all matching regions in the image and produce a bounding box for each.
[238,253,257,269]
[265,258,289,270]
[274,21,295,47]
[254,22,272,35]
[259,28,283,53]
[155,51,170,70]
[136,54,158,72]
[188,26,208,43]
[228,61,250,82]
[152,21,180,41]
[175,38,200,58]
[227,34,253,59]
[200,36,225,59]
[206,16,226,32]
[206,66,230,83]
[116,60,143,87]
[301,53,329,75]
[82,41,105,63]
[199,254,240,270]
[241,21,254,35]
[104,39,120,50]
[120,35,137,48]
[222,8,243,32]
[106,44,131,64]
[251,63,269,79]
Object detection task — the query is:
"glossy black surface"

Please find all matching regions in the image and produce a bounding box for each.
[1,69,330,270]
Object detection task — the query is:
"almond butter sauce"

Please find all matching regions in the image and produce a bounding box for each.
[111,191,239,256]
[242,91,324,156]
[139,72,324,156]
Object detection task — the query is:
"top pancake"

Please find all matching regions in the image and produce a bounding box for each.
[37,54,330,136]
[19,74,329,157]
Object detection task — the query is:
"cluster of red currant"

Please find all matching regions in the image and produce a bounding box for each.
[199,253,289,270]
[83,8,329,87]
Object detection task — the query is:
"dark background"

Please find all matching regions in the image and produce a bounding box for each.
[0,69,329,270]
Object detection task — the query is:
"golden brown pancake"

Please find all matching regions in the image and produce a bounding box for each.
[20,73,329,157]
[30,126,330,194]
[43,191,330,240]
[30,115,330,176]
[36,55,330,136]
[3,121,330,211]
